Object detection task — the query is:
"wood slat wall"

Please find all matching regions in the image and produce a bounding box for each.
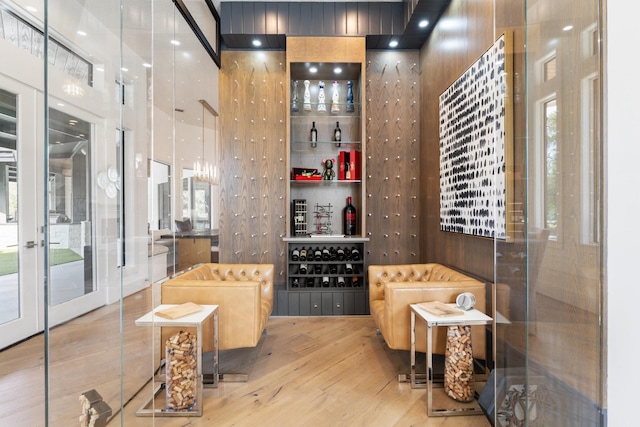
[219,47,424,283]
[219,51,288,281]
[366,51,421,265]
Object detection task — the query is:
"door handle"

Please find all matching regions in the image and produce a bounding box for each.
[24,241,36,249]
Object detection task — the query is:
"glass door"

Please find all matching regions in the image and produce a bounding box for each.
[47,106,103,324]
[0,78,41,349]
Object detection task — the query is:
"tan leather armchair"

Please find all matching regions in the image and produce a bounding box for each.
[369,263,487,360]
[161,263,274,352]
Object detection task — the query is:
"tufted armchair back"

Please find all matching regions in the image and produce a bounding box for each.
[368,263,487,359]
[162,263,274,351]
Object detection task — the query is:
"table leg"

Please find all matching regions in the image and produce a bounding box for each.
[204,310,219,388]
[426,323,434,416]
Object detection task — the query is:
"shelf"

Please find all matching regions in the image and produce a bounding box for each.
[283,236,369,243]
[291,179,362,185]
[292,140,361,145]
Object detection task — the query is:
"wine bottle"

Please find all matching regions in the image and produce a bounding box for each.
[314,264,322,274]
[292,278,299,288]
[317,81,326,112]
[322,246,330,261]
[334,121,341,147]
[314,246,322,261]
[292,248,299,261]
[345,263,354,274]
[299,263,308,274]
[351,276,360,287]
[329,247,337,261]
[346,80,355,113]
[322,276,330,287]
[299,247,307,261]
[343,196,357,236]
[337,246,345,261]
[310,121,318,148]
[351,247,360,261]
[303,80,311,111]
[291,80,300,112]
[329,264,338,274]
[344,247,352,260]
[337,276,346,287]
[306,278,314,288]
[331,80,340,113]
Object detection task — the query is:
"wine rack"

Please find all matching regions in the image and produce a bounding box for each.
[283,37,369,316]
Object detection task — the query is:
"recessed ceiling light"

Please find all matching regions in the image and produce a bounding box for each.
[389,40,399,48]
[252,39,262,47]
[563,25,573,31]
[77,30,87,36]
[419,20,429,28]
[121,67,128,72]
[170,40,180,46]
[334,67,342,74]
[142,63,152,68]
[309,66,318,73]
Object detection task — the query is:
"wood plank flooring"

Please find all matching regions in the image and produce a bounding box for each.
[0,287,489,426]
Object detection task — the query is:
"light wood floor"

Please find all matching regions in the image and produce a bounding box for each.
[0,287,490,427]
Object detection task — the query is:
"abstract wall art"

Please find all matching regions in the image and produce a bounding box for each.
[439,33,513,240]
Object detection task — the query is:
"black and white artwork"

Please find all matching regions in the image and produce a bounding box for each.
[439,33,512,240]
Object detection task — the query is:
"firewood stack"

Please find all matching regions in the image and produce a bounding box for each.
[444,325,475,402]
[166,330,197,411]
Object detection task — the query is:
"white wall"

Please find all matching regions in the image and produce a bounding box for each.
[605,0,640,423]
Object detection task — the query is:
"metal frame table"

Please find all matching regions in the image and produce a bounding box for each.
[410,303,492,416]
[135,304,218,417]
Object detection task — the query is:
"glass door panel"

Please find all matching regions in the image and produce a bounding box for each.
[0,79,40,349]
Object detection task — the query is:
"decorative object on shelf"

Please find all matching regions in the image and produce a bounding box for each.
[334,121,341,147]
[303,79,311,111]
[310,121,318,147]
[346,80,354,113]
[292,199,308,236]
[343,196,357,235]
[439,32,513,240]
[444,325,475,403]
[331,80,340,113]
[314,203,334,235]
[291,79,299,112]
[317,80,326,112]
[322,158,335,181]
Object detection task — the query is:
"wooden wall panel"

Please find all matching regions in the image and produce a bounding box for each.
[419,0,498,281]
[219,51,287,282]
[366,51,421,265]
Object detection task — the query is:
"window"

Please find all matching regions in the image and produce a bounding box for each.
[543,99,558,238]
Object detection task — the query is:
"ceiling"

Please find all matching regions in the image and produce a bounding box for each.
[220,0,452,50]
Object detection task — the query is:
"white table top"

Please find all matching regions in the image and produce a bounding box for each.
[410,303,492,326]
[135,304,218,327]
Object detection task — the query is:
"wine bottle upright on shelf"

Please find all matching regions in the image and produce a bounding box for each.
[346,80,355,113]
[331,80,340,113]
[317,81,326,112]
[334,121,341,147]
[291,80,300,112]
[310,121,318,148]
[303,80,311,111]
[343,196,357,236]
